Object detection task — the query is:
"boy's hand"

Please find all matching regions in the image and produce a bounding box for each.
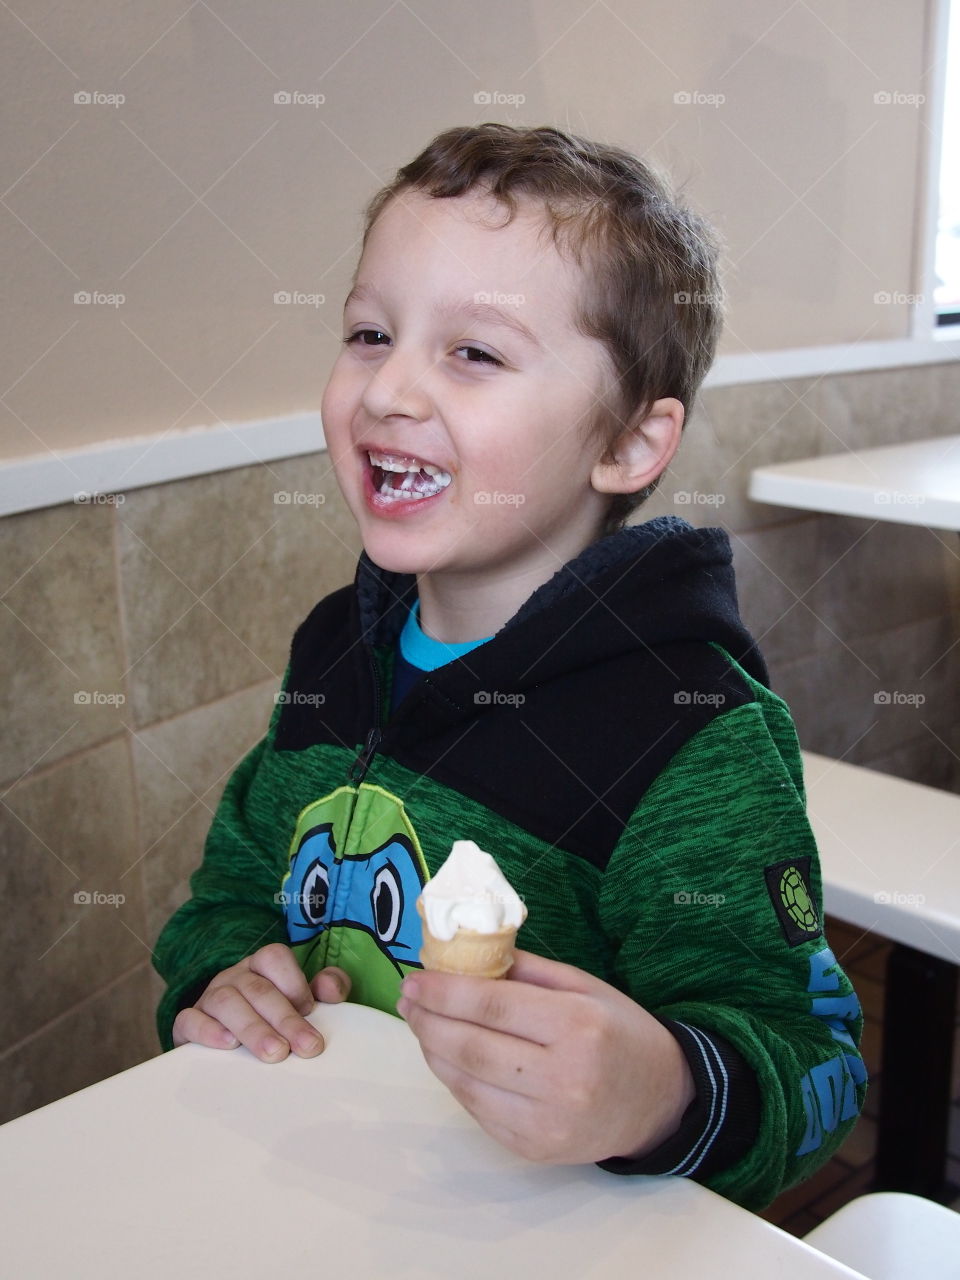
[171,942,351,1062]
[397,950,695,1165]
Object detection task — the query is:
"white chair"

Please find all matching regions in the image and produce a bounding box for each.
[803,1191,960,1279]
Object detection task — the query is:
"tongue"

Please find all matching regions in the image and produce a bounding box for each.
[388,469,437,495]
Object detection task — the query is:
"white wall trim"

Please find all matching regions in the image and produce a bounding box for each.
[703,334,959,387]
[0,412,326,519]
[2,338,958,519]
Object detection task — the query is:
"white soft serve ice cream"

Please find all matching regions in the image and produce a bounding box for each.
[420,839,526,941]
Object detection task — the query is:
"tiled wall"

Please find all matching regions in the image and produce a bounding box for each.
[2,362,958,1123]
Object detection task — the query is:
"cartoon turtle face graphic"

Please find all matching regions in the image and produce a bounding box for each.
[280,784,430,1013]
[779,865,818,933]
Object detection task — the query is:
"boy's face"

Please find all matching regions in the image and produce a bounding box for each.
[321,187,617,582]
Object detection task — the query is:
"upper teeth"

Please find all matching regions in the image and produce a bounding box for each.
[367,451,451,486]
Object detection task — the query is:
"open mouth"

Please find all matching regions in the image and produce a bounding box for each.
[366,449,452,503]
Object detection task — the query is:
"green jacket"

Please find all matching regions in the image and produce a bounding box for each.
[153,517,866,1210]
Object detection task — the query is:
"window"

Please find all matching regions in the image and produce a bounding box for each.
[935,0,960,324]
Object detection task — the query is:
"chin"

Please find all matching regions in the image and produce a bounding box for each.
[358,529,434,577]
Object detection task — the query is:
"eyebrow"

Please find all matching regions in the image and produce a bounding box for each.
[344,282,542,350]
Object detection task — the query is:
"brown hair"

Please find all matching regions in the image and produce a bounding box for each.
[359,123,723,536]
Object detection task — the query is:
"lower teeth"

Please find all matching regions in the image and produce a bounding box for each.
[378,481,440,502]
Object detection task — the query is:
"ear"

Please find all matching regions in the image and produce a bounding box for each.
[590,397,685,495]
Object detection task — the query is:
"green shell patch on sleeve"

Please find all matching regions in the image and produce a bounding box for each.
[764,856,822,947]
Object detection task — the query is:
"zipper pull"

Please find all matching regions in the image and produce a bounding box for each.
[348,727,381,784]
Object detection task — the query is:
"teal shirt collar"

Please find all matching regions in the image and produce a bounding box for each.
[398,599,493,671]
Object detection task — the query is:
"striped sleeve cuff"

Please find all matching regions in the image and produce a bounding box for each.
[596,1018,761,1180]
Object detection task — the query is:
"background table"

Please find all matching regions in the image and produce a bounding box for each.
[802,749,960,1203]
[0,1002,867,1278]
[748,434,960,529]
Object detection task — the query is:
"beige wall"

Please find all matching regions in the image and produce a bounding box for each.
[0,0,935,459]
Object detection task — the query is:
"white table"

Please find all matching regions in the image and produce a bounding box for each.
[802,750,960,1201]
[748,434,960,529]
[0,1002,866,1278]
[803,751,960,964]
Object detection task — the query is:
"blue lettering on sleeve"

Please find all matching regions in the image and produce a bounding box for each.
[795,947,866,1156]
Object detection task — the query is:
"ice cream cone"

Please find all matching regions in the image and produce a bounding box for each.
[416,898,518,978]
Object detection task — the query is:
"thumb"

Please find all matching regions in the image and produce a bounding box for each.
[507,948,605,995]
[310,966,351,1003]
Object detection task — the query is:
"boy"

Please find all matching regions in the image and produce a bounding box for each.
[154,123,865,1210]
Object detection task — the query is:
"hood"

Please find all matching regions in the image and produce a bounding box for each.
[353,515,768,701]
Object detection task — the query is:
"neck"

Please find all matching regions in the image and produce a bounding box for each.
[415,535,599,643]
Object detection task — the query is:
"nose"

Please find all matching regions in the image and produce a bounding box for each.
[359,344,433,423]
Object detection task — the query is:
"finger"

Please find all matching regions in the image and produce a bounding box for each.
[399,969,574,1046]
[172,1005,240,1051]
[310,966,351,1003]
[421,1048,543,1149]
[202,980,325,1062]
[506,949,606,995]
[248,942,315,1016]
[402,999,545,1098]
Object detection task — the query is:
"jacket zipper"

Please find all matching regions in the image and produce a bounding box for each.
[347,646,384,784]
[348,725,381,784]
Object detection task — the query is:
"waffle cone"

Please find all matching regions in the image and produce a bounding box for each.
[416,898,518,978]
